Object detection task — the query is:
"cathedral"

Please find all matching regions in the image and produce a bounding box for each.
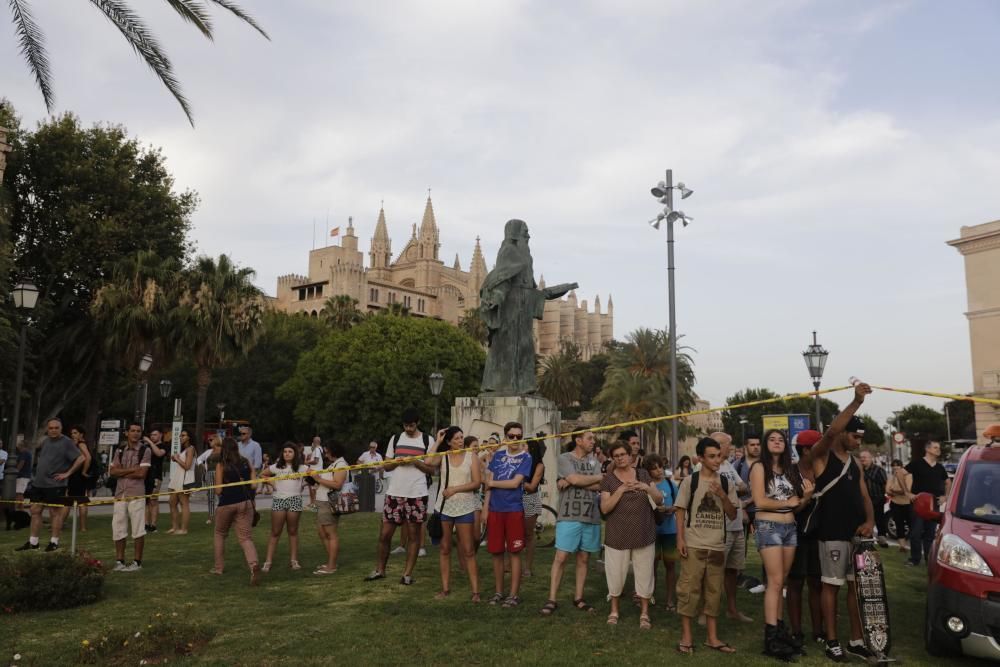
[273,196,613,358]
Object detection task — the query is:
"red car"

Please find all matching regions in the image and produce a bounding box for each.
[917,440,1000,660]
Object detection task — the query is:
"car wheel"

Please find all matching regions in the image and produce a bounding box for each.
[925,603,961,657]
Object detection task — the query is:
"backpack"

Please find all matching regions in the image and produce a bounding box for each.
[105,444,150,495]
[87,446,104,480]
[685,471,729,534]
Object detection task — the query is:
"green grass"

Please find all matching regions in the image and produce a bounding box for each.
[0,511,981,666]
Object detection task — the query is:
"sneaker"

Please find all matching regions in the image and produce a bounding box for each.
[418,548,427,557]
[44,542,60,552]
[400,575,415,585]
[363,570,386,582]
[113,561,128,572]
[123,562,142,572]
[14,541,39,552]
[825,640,849,663]
[390,546,406,555]
[749,583,766,594]
[845,641,875,661]
[904,561,917,567]
[146,524,157,533]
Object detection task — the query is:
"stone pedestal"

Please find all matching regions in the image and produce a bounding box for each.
[452,395,562,518]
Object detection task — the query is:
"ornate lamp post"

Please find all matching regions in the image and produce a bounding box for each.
[3,281,39,499]
[134,353,154,430]
[739,416,749,445]
[802,331,829,431]
[649,170,694,466]
[429,371,444,434]
[159,379,173,434]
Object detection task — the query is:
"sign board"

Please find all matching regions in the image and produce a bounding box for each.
[168,399,184,490]
[762,415,789,432]
[892,432,905,444]
[788,414,811,444]
[98,430,119,446]
[100,419,121,430]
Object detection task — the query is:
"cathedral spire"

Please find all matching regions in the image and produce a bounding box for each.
[419,193,438,239]
[373,205,389,242]
[369,204,392,270]
[471,236,487,275]
[453,253,461,270]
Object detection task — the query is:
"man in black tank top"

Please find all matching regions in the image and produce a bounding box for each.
[808,383,875,663]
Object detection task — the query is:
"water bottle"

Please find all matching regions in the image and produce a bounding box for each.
[849,376,862,387]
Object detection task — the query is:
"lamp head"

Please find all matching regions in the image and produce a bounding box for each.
[138,353,154,374]
[650,181,668,198]
[677,182,694,199]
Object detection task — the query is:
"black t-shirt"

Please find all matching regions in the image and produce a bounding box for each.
[906,458,948,496]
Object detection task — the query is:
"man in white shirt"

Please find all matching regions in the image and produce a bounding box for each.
[364,408,437,585]
[358,442,383,466]
[710,431,753,623]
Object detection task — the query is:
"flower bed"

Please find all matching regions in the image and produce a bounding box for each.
[0,550,105,613]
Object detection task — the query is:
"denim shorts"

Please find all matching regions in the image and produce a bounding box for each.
[755,519,798,550]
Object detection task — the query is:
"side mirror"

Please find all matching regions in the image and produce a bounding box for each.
[914,492,943,522]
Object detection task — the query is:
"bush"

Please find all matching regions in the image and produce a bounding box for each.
[77,612,212,665]
[0,550,105,613]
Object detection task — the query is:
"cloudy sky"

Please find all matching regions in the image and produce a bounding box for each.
[4,0,998,426]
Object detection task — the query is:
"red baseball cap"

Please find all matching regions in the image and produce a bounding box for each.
[793,430,822,447]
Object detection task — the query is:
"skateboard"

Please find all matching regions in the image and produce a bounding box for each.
[853,537,895,663]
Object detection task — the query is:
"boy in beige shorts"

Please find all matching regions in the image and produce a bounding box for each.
[674,437,740,655]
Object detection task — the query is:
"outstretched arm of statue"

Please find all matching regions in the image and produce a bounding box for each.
[542,282,578,300]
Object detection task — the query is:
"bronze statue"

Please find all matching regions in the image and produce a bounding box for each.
[479,219,577,395]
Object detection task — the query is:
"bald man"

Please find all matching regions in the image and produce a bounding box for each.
[710,431,753,624]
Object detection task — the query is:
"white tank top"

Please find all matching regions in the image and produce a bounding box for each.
[436,452,477,517]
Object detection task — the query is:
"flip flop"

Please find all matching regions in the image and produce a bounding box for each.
[676,643,694,655]
[703,642,736,654]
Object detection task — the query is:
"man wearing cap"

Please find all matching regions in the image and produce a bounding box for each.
[808,382,876,663]
[786,429,824,651]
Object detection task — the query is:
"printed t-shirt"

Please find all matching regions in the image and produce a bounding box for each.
[656,479,678,535]
[268,463,304,499]
[385,432,430,498]
[488,448,532,512]
[674,472,739,551]
[556,452,600,524]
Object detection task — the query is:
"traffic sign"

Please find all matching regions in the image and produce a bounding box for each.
[892,432,905,444]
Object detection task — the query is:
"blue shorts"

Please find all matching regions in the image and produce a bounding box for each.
[440,511,475,525]
[755,519,798,550]
[555,520,601,553]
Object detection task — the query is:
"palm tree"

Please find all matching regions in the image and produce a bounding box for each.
[320,294,362,330]
[172,254,263,448]
[382,302,410,317]
[8,0,269,125]
[537,344,582,410]
[458,308,488,345]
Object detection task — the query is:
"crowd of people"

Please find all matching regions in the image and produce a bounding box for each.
[8,381,958,662]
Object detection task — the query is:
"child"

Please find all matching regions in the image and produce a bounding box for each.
[674,437,740,655]
[483,421,532,608]
[644,454,678,611]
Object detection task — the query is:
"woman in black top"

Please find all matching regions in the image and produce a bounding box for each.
[211,437,261,584]
[67,426,94,531]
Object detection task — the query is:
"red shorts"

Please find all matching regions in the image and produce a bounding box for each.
[487,510,525,555]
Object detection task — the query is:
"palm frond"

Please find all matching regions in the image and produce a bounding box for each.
[206,0,270,39]
[8,0,54,110]
[163,0,213,39]
[88,0,194,125]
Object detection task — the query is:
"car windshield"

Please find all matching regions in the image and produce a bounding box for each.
[957,461,1000,525]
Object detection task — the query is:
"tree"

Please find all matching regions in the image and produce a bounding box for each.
[577,352,610,411]
[320,295,362,330]
[458,308,487,345]
[537,342,582,411]
[858,414,886,447]
[897,404,947,442]
[8,0,269,125]
[172,254,263,449]
[278,316,485,448]
[382,302,410,317]
[721,387,840,442]
[944,398,977,440]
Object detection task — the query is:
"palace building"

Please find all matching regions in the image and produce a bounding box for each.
[273,196,613,358]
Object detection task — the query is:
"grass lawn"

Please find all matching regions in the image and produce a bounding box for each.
[0,510,981,666]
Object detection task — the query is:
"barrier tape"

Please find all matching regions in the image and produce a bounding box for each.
[1,382,995,509]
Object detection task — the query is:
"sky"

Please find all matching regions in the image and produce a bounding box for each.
[3,0,998,427]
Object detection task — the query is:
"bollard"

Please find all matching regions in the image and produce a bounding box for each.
[71,500,78,555]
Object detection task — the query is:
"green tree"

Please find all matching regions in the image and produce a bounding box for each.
[382,302,410,317]
[944,398,976,440]
[577,352,610,411]
[8,0,268,124]
[320,295,362,330]
[172,254,263,448]
[722,387,840,442]
[858,413,886,447]
[537,342,582,411]
[458,308,488,345]
[278,316,485,447]
[897,404,947,442]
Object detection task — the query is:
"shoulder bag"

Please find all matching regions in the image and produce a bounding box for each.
[332,462,360,515]
[426,455,450,540]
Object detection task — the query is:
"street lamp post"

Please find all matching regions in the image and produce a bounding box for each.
[649,170,694,466]
[802,331,829,431]
[739,416,748,445]
[429,371,444,434]
[3,281,39,500]
[159,380,173,434]
[217,403,226,428]
[134,353,153,430]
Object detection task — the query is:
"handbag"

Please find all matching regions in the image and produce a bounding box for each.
[427,455,450,540]
[331,463,359,515]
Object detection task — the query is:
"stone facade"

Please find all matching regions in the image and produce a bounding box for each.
[273,197,613,357]
[948,220,1000,441]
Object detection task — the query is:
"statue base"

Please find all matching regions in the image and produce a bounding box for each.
[452,395,562,519]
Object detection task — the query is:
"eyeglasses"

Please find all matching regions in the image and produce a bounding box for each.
[507,433,523,439]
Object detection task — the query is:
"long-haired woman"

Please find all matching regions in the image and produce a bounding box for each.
[167,429,196,534]
[260,442,306,571]
[886,459,912,552]
[67,425,94,531]
[674,455,693,483]
[751,429,815,660]
[431,426,482,601]
[310,441,350,574]
[212,436,260,584]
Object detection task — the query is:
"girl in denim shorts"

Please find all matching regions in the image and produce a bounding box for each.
[750,429,815,660]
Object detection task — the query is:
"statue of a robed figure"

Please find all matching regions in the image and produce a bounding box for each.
[479,219,577,395]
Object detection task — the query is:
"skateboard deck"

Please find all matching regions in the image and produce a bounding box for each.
[853,537,893,662]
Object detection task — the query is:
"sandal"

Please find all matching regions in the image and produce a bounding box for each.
[573,598,595,613]
[471,592,481,603]
[703,642,736,654]
[676,643,694,655]
[607,612,619,626]
[313,566,337,575]
[435,590,450,600]
[540,600,558,616]
[209,568,223,575]
[664,602,677,612]
[290,560,302,571]
[639,614,652,630]
[502,595,521,608]
[261,561,272,573]
[488,593,506,605]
